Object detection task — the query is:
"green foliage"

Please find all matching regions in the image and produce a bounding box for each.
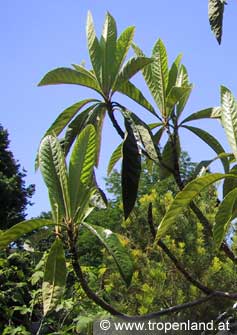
[4,10,237,333]
[0,124,34,230]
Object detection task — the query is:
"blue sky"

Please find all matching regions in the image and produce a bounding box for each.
[1,1,237,217]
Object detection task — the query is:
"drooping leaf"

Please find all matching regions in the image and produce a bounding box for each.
[42,238,67,315]
[155,173,231,240]
[117,80,156,115]
[38,68,102,95]
[0,219,54,250]
[115,26,135,75]
[160,137,180,179]
[107,143,123,175]
[82,223,134,286]
[122,121,141,219]
[181,107,222,124]
[69,125,96,216]
[214,188,237,249]
[208,0,226,44]
[130,113,159,163]
[166,54,182,95]
[221,86,237,160]
[114,56,153,90]
[39,135,70,218]
[182,125,229,173]
[86,11,102,89]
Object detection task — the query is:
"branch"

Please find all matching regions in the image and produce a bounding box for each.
[67,224,124,316]
[107,102,125,139]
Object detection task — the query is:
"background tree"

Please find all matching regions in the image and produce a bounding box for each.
[0,124,34,230]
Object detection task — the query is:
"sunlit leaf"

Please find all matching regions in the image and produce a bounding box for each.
[86,11,103,89]
[117,80,156,115]
[114,56,153,90]
[38,67,102,95]
[166,54,182,95]
[69,125,96,216]
[107,143,123,175]
[115,26,135,75]
[221,86,237,160]
[152,39,169,116]
[43,238,67,315]
[39,135,70,218]
[181,107,222,124]
[101,12,117,93]
[0,219,54,250]
[214,188,237,249]
[82,223,134,286]
[155,173,231,240]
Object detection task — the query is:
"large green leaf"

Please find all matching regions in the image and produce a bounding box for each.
[155,173,231,240]
[117,80,156,116]
[114,57,153,90]
[107,143,123,175]
[214,188,237,249]
[86,12,102,89]
[39,135,70,219]
[181,107,222,124]
[166,54,182,95]
[94,105,106,167]
[69,125,96,216]
[221,86,237,160]
[182,125,229,173]
[82,223,134,286]
[152,39,169,116]
[115,26,135,75]
[122,121,141,219]
[132,43,158,108]
[38,67,102,95]
[223,165,237,197]
[129,113,159,163]
[100,12,117,93]
[208,0,226,44]
[153,127,165,144]
[166,86,191,112]
[42,238,67,315]
[175,65,192,117]
[43,99,99,138]
[160,137,180,179]
[63,104,101,156]
[0,219,54,250]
